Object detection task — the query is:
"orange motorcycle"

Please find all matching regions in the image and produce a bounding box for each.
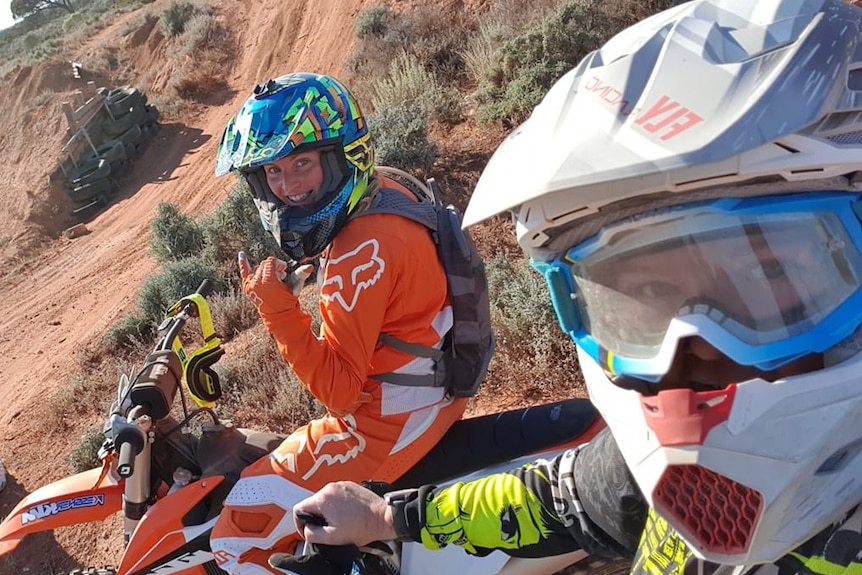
[0,281,611,575]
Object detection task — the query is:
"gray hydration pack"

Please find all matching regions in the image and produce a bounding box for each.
[360,167,495,398]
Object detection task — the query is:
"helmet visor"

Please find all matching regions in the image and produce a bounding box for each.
[542,193,862,377]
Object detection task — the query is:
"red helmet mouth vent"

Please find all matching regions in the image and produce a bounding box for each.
[653,465,763,556]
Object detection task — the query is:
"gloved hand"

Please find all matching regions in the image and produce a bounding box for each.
[238,251,313,314]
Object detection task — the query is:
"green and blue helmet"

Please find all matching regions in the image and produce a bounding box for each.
[215,72,374,261]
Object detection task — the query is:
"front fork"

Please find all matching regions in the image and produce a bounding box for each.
[119,410,154,545]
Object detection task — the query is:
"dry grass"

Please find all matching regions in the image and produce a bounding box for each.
[167,11,232,102]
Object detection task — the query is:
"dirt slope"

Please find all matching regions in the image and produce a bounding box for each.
[0,0,492,571]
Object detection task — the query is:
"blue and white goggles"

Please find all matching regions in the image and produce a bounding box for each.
[533,192,862,381]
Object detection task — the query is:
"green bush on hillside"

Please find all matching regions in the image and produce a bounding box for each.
[216,333,325,432]
[149,201,205,264]
[370,51,461,125]
[369,101,437,173]
[66,425,105,473]
[137,257,222,324]
[485,253,582,389]
[354,5,390,39]
[476,0,616,125]
[62,11,89,33]
[159,0,198,36]
[200,182,284,273]
[348,4,466,97]
[102,313,154,353]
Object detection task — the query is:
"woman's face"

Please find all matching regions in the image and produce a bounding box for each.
[263,149,325,206]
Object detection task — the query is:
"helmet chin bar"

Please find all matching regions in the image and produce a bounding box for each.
[637,385,762,557]
[653,462,763,558]
[581,344,862,564]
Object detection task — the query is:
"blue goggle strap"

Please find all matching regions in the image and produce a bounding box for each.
[531,260,581,335]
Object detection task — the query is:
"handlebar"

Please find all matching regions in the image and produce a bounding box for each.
[156,279,214,351]
[117,442,136,478]
[112,279,216,477]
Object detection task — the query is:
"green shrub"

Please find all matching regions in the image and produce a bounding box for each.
[354,5,390,39]
[368,101,436,172]
[66,425,106,473]
[102,313,155,353]
[462,18,512,88]
[394,6,472,85]
[159,0,197,36]
[200,182,283,269]
[345,5,434,90]
[484,253,582,390]
[149,201,205,263]
[370,51,461,125]
[22,30,41,50]
[137,257,222,323]
[216,328,325,432]
[173,11,217,59]
[476,0,616,125]
[208,291,259,341]
[63,12,89,34]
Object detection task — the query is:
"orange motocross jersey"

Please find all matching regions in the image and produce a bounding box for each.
[259,176,454,416]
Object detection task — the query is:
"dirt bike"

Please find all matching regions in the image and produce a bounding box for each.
[0,281,627,575]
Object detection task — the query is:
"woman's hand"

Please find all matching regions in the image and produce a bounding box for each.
[238,251,313,313]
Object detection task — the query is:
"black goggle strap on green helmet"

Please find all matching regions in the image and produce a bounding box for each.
[167,293,224,407]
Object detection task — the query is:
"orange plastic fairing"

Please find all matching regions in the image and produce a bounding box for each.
[0,467,123,556]
[119,475,225,575]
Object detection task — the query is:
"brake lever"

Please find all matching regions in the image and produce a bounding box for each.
[295,510,328,526]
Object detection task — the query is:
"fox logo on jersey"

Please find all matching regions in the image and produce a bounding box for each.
[321,239,385,312]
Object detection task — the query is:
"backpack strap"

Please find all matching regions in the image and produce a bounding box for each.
[378,333,444,361]
[364,185,438,231]
[372,334,446,388]
[358,185,448,389]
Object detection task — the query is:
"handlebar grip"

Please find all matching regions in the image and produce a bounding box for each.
[117,442,135,478]
[114,424,145,478]
[196,279,213,297]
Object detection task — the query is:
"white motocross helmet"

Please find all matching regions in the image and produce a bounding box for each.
[465,0,862,566]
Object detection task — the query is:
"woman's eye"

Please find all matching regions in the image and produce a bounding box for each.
[266,166,280,175]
